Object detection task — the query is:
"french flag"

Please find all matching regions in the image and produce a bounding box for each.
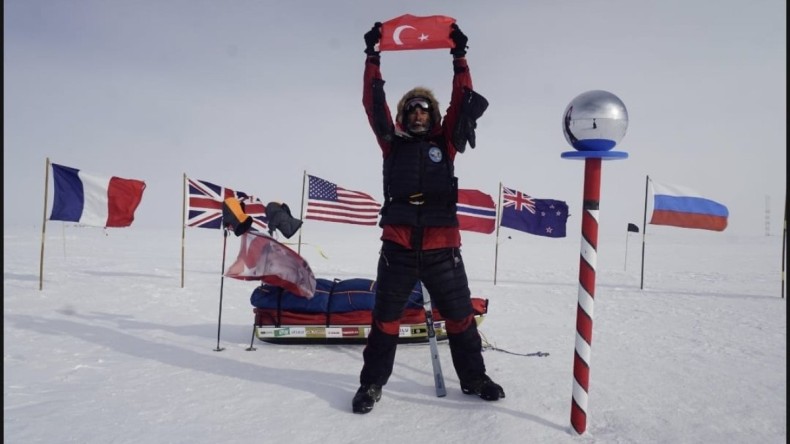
[457,189,496,234]
[649,180,728,232]
[50,163,146,228]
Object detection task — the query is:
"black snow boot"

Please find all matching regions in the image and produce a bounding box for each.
[460,374,505,401]
[352,384,382,414]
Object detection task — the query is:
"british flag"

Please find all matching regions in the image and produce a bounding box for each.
[186,177,268,232]
[502,187,536,213]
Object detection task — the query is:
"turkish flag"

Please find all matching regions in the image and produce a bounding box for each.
[379,14,456,51]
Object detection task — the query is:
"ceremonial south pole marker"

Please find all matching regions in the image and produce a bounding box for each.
[561,90,629,435]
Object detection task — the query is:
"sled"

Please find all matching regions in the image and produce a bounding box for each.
[250,278,488,344]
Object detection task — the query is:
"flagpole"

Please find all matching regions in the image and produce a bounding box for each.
[181,173,187,288]
[297,170,307,255]
[493,182,503,285]
[624,226,629,271]
[214,228,229,352]
[640,175,649,290]
[39,157,51,291]
[782,192,786,299]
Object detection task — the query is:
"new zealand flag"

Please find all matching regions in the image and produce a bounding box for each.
[500,186,568,238]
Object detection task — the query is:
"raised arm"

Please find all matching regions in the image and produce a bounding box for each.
[444,24,489,155]
[361,23,394,154]
[443,24,473,154]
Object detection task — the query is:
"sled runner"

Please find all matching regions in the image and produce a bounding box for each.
[250,278,488,344]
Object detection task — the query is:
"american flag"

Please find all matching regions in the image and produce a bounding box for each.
[186,177,267,232]
[500,185,568,238]
[457,189,496,234]
[305,175,381,226]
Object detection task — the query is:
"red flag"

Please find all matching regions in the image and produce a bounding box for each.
[457,189,496,234]
[225,232,317,298]
[379,14,456,51]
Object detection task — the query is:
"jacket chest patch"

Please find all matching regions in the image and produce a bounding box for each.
[428,146,443,163]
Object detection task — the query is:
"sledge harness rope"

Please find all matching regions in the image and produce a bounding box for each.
[479,331,549,357]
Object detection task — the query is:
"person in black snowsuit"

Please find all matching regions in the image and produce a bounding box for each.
[352,21,504,414]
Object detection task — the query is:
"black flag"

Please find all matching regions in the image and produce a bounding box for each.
[627,223,639,233]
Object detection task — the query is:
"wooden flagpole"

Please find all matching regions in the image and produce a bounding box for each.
[39,157,51,290]
[181,173,187,288]
[493,182,503,285]
[639,175,650,289]
[297,170,307,255]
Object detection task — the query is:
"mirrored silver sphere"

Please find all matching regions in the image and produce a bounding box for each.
[562,90,628,151]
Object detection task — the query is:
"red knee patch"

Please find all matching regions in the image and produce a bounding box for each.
[375,319,402,335]
[445,315,473,334]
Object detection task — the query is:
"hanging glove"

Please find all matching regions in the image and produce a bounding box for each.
[266,202,303,239]
[452,87,489,152]
[364,22,382,56]
[450,23,468,58]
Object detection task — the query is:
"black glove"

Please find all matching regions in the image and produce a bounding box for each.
[450,23,468,58]
[265,202,303,239]
[364,22,382,56]
[452,88,489,152]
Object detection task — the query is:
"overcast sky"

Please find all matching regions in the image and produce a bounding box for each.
[5,0,786,236]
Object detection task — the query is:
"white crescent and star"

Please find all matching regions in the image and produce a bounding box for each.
[393,25,415,45]
[392,25,430,45]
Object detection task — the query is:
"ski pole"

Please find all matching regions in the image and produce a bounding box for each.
[421,282,446,397]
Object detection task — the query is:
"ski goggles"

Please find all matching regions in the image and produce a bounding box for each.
[404,97,431,112]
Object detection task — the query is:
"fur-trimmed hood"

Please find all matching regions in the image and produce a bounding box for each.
[395,87,442,132]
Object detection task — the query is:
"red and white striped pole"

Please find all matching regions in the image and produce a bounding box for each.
[570,158,601,433]
[561,90,629,435]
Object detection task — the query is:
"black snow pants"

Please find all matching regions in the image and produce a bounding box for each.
[359,241,487,387]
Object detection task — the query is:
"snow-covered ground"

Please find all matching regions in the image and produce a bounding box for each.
[4,224,786,443]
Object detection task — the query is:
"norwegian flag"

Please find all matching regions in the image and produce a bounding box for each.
[186,177,267,232]
[457,189,496,234]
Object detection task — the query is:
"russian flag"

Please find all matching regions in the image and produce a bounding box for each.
[50,163,146,228]
[649,180,728,231]
[457,189,496,234]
